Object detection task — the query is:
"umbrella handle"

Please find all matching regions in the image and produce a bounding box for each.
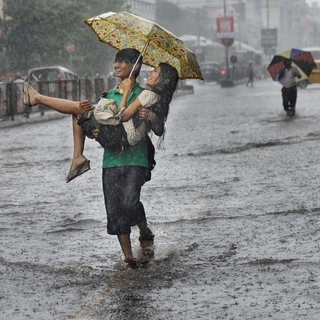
[129,53,142,78]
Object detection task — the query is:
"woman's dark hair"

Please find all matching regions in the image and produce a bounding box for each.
[130,55,143,78]
[149,63,179,147]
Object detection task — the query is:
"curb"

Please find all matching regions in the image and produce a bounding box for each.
[0,112,68,129]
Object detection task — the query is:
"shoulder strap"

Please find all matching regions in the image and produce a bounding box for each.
[100,91,109,99]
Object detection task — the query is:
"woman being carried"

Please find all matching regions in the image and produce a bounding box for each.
[25,62,179,182]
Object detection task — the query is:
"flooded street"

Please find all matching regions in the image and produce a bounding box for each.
[2,79,320,319]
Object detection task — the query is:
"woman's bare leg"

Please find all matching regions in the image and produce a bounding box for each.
[67,114,88,177]
[28,85,90,116]
[28,85,93,181]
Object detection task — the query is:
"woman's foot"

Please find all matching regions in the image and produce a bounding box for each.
[66,155,90,182]
[28,85,40,107]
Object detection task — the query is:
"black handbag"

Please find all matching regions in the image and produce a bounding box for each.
[77,110,129,152]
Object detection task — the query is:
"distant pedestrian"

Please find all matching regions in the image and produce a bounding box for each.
[14,73,24,101]
[278,59,301,116]
[246,63,254,87]
[14,72,29,117]
[14,73,24,83]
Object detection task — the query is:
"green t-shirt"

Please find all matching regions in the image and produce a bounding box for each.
[102,84,149,169]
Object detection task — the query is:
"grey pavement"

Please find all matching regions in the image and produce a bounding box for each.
[0,110,68,129]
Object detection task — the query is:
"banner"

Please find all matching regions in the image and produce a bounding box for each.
[217,17,234,39]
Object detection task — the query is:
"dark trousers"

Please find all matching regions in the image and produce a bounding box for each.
[247,75,253,86]
[102,166,148,235]
[281,86,297,111]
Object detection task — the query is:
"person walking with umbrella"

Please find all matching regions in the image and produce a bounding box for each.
[278,58,301,116]
[267,48,316,116]
[246,62,254,87]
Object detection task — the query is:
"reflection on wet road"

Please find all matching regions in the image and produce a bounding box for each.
[2,80,320,319]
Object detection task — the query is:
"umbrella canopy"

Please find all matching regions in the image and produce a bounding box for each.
[84,11,204,80]
[267,48,316,81]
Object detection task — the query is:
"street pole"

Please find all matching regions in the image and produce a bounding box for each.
[220,0,234,87]
[266,0,270,61]
[267,0,270,29]
[196,8,200,60]
[2,0,9,72]
[224,0,230,80]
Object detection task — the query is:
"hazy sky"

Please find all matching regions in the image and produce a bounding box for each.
[306,0,320,5]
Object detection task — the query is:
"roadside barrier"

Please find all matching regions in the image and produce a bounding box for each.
[0,77,106,121]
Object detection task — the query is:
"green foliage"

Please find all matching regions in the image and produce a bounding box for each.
[1,0,125,76]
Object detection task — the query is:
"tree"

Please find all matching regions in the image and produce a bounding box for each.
[1,0,125,76]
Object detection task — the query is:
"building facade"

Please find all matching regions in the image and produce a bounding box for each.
[125,0,156,20]
[125,0,320,50]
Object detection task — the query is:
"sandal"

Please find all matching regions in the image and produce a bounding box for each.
[23,80,31,107]
[66,160,90,183]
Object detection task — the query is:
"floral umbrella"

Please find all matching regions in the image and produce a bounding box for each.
[84,11,204,80]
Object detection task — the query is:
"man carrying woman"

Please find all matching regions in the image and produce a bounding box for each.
[24,48,179,268]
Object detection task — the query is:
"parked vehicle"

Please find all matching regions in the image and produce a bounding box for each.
[301,47,320,60]
[27,66,78,100]
[200,62,221,83]
[297,59,320,89]
[27,66,77,82]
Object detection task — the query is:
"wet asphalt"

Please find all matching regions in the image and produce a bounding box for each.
[1,79,320,319]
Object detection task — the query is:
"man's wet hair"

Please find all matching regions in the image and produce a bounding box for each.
[115,48,142,78]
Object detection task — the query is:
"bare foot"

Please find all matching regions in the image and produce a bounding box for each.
[67,155,88,181]
[28,86,39,107]
[117,234,135,261]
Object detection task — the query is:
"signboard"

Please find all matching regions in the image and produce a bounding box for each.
[217,17,234,47]
[261,28,278,47]
[217,17,234,39]
[230,55,237,63]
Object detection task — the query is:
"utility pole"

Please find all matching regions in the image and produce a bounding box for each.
[224,0,230,80]
[2,0,9,71]
[196,8,200,59]
[267,0,270,29]
[218,0,235,87]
